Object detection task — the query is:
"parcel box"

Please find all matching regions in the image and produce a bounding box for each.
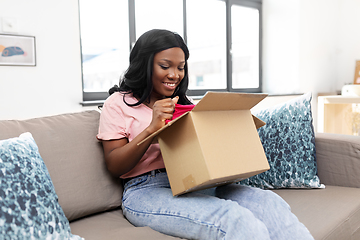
[143,92,270,196]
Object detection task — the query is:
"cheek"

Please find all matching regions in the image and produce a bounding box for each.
[180,72,185,80]
[152,69,162,82]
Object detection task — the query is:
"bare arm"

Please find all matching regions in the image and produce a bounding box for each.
[102,97,178,178]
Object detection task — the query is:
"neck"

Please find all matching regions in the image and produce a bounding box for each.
[146,92,169,108]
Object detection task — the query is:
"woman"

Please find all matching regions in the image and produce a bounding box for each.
[97,29,314,240]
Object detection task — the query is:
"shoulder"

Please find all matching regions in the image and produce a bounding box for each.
[103,92,148,114]
[103,92,136,108]
[104,92,123,106]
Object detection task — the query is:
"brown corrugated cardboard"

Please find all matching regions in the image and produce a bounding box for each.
[141,92,270,196]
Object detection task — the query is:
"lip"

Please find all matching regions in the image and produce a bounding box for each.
[163,81,177,90]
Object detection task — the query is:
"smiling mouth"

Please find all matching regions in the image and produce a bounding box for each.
[164,82,176,87]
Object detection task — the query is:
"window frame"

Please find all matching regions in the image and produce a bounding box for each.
[80,0,262,104]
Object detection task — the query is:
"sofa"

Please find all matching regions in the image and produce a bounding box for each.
[0,109,360,240]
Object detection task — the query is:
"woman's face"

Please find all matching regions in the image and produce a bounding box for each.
[151,47,185,99]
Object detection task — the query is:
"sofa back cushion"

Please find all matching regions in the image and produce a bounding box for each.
[0,110,123,222]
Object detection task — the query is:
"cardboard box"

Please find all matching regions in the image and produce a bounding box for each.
[141,92,270,196]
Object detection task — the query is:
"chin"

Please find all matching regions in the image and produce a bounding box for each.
[163,91,176,97]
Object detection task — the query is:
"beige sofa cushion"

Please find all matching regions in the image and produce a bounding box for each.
[70,211,177,240]
[0,110,123,221]
[274,186,360,240]
[315,132,360,188]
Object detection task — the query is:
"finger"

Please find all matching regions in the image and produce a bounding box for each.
[163,99,177,113]
[153,98,176,114]
[172,96,179,105]
[162,112,174,120]
[162,106,176,114]
[154,98,174,108]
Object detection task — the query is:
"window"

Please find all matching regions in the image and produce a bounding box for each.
[78,0,129,102]
[186,0,227,92]
[231,3,260,89]
[78,0,262,104]
[134,0,184,40]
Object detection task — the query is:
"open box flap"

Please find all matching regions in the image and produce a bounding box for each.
[193,92,268,112]
[252,115,266,129]
[138,92,268,145]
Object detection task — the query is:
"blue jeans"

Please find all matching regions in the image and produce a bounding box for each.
[122,171,314,240]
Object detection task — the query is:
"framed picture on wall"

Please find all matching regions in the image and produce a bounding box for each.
[0,34,36,66]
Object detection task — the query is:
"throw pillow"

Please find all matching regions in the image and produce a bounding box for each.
[0,132,83,239]
[239,93,324,189]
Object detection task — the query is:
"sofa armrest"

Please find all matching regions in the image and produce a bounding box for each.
[315,132,360,188]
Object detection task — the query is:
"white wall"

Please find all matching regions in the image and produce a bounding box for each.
[336,0,360,89]
[1,0,360,121]
[263,0,360,95]
[298,0,340,95]
[263,0,360,130]
[0,0,87,120]
[262,0,301,94]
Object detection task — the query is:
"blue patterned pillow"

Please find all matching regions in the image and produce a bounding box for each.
[0,132,83,239]
[239,93,324,189]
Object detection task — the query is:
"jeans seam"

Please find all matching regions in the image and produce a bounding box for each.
[123,205,227,236]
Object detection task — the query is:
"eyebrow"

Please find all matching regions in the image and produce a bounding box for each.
[160,59,186,64]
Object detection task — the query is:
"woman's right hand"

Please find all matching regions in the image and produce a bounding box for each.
[147,96,179,134]
[102,96,179,177]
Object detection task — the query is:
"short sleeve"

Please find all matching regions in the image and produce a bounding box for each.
[96,98,127,141]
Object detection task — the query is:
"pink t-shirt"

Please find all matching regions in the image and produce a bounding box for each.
[96,92,165,179]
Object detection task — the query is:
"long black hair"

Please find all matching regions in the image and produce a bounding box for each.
[109,29,192,106]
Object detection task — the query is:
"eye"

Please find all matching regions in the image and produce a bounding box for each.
[160,65,169,70]
[178,66,185,71]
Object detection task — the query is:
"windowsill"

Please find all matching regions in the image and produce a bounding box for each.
[80,100,105,107]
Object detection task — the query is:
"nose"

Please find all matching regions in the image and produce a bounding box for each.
[168,68,179,80]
